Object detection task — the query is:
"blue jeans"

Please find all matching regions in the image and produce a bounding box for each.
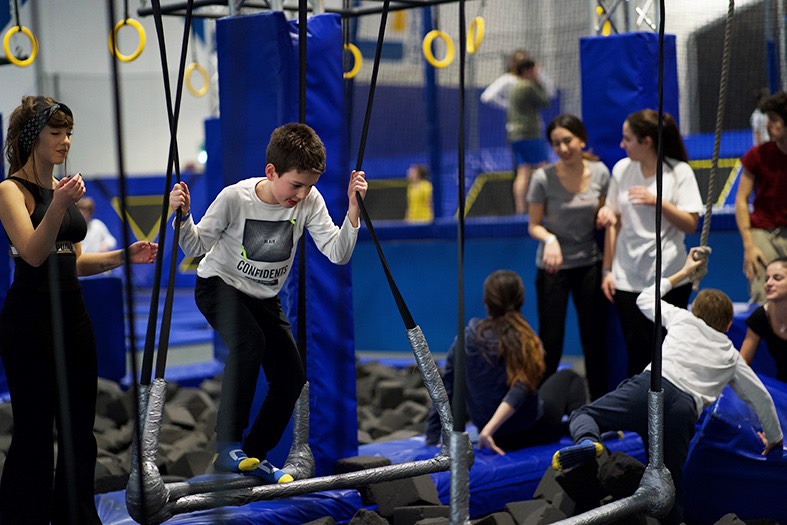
[569,371,697,524]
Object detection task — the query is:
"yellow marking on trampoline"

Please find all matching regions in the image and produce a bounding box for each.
[462,171,514,218]
[688,158,742,206]
[367,178,409,190]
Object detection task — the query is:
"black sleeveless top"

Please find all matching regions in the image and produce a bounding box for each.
[746,305,787,383]
[8,177,87,293]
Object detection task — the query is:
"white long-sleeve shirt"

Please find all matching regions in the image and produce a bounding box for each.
[177,178,359,300]
[638,279,783,445]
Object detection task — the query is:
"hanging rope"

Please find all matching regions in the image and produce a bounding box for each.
[352,0,417,330]
[453,0,467,433]
[106,1,147,520]
[139,0,195,383]
[650,0,667,395]
[690,0,734,288]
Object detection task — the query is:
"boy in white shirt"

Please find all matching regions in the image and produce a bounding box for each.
[169,123,368,483]
[552,248,783,523]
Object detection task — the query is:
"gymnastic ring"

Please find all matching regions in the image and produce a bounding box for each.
[343,43,362,79]
[3,25,38,67]
[185,62,209,97]
[108,18,146,62]
[467,17,485,54]
[422,30,455,68]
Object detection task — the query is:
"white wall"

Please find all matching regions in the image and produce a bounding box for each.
[1,0,214,178]
[0,0,771,179]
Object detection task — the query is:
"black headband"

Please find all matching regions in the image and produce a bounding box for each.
[19,102,73,156]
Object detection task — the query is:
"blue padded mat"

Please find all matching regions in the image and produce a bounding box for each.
[97,430,645,524]
[683,375,787,523]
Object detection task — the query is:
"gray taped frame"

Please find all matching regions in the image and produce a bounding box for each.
[164,455,451,518]
[449,431,472,525]
[126,379,172,524]
[408,325,458,456]
[283,382,316,479]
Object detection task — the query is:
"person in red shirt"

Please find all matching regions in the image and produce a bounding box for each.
[736,91,787,304]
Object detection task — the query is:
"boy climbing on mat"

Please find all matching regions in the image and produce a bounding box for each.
[169,123,368,484]
[552,247,783,524]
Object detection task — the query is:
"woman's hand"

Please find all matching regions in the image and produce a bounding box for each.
[542,239,563,274]
[628,186,656,206]
[126,241,158,264]
[601,271,616,302]
[169,182,190,215]
[595,205,617,228]
[478,428,505,455]
[53,174,86,211]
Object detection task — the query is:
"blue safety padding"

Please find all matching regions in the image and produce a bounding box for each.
[97,483,363,524]
[216,11,356,476]
[580,33,679,170]
[81,276,126,382]
[359,431,646,518]
[683,375,787,523]
[96,430,645,523]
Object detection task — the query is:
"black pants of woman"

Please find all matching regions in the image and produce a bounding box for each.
[613,283,693,378]
[536,263,609,400]
[0,287,100,525]
[495,369,588,451]
[195,276,306,460]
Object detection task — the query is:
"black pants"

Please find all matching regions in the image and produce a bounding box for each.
[0,287,100,525]
[196,276,306,460]
[569,371,697,525]
[613,283,692,378]
[536,263,609,400]
[495,369,588,450]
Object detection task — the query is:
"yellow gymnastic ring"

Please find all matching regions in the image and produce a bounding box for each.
[3,26,38,67]
[185,62,209,97]
[467,17,485,54]
[108,18,146,62]
[343,43,362,79]
[422,30,454,69]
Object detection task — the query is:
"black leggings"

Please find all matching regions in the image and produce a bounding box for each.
[494,369,588,451]
[0,287,100,525]
[196,276,306,459]
[536,263,608,400]
[613,283,692,377]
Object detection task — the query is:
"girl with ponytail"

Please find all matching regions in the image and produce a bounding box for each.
[426,270,588,454]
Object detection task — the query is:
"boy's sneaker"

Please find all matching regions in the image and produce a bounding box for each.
[244,460,294,484]
[213,442,260,473]
[551,439,603,471]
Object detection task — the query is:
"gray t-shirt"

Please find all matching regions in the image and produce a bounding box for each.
[527,161,610,269]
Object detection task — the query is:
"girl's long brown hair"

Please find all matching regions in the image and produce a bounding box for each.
[477,270,545,391]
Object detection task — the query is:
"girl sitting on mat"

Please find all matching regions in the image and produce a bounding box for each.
[425,270,587,454]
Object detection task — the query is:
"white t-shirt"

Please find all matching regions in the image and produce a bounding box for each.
[607,157,703,292]
[750,108,768,145]
[82,218,117,253]
[177,178,359,300]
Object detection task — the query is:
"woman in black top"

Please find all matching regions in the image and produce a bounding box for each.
[0,96,157,524]
[741,257,787,382]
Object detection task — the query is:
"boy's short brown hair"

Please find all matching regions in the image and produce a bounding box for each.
[691,289,733,333]
[266,123,326,175]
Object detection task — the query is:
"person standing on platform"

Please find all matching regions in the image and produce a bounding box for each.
[507,56,551,215]
[169,123,368,484]
[736,91,787,304]
[527,114,611,400]
[405,164,433,222]
[599,109,703,378]
[0,95,157,524]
